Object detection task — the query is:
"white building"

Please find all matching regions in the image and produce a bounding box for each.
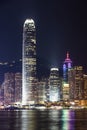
[22,19,37,105]
[49,68,60,102]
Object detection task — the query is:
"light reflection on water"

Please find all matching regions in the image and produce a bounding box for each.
[0,109,87,130]
[21,109,74,130]
[21,110,37,130]
[61,110,75,130]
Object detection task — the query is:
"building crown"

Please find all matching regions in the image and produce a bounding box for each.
[64,51,72,63]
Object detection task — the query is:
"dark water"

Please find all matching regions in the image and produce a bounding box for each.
[0,109,87,130]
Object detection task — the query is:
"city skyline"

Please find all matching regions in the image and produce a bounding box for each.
[0,0,87,74]
[0,2,87,130]
[0,18,87,108]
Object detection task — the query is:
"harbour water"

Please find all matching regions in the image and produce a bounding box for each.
[0,109,87,130]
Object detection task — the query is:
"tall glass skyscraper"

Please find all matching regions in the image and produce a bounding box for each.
[22,19,37,105]
[49,68,60,102]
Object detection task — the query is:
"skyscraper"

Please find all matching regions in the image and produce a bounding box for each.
[63,52,72,83]
[38,78,47,104]
[73,66,83,99]
[68,66,84,100]
[49,68,60,102]
[62,52,72,101]
[22,19,37,105]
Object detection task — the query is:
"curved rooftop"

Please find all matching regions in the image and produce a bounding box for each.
[24,19,34,24]
[51,68,59,71]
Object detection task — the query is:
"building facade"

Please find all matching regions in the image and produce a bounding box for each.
[4,73,15,105]
[68,66,84,100]
[62,52,72,101]
[38,78,47,104]
[63,52,72,83]
[49,68,60,102]
[22,19,37,105]
[74,66,84,100]
[68,68,75,100]
[15,73,22,103]
[83,74,87,99]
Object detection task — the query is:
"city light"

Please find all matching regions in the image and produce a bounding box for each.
[0,19,87,109]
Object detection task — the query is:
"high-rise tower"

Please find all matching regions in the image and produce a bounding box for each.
[49,68,60,102]
[63,52,72,83]
[62,52,72,100]
[22,19,37,105]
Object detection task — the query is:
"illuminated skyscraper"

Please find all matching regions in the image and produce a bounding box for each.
[62,52,72,101]
[63,52,72,83]
[68,66,84,100]
[38,78,47,104]
[68,68,75,99]
[73,66,83,99]
[49,68,60,102]
[22,19,37,105]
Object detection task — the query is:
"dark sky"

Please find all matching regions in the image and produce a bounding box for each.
[0,0,87,73]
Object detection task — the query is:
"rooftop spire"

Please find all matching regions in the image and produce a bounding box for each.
[66,51,69,59]
[64,51,72,63]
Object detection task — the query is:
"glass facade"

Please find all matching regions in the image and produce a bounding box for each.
[22,19,37,105]
[49,68,60,102]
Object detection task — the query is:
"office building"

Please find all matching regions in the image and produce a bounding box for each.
[4,73,15,105]
[62,52,72,101]
[68,66,84,100]
[63,52,72,83]
[49,68,60,102]
[38,78,47,104]
[15,73,22,103]
[83,74,87,99]
[22,19,37,105]
[74,66,84,99]
[68,68,75,100]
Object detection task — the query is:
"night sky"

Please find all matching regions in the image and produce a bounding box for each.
[0,0,87,75]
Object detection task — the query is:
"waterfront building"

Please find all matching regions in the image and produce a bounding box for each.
[1,72,22,106]
[62,83,69,101]
[38,78,47,104]
[0,59,22,85]
[49,68,60,102]
[15,73,22,103]
[74,66,83,100]
[63,52,72,83]
[22,19,37,105]
[0,62,9,85]
[68,66,84,100]
[62,52,72,101]
[77,74,87,106]
[83,74,87,99]
[68,68,75,100]
[4,73,15,105]
[45,78,50,102]
[0,84,4,105]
